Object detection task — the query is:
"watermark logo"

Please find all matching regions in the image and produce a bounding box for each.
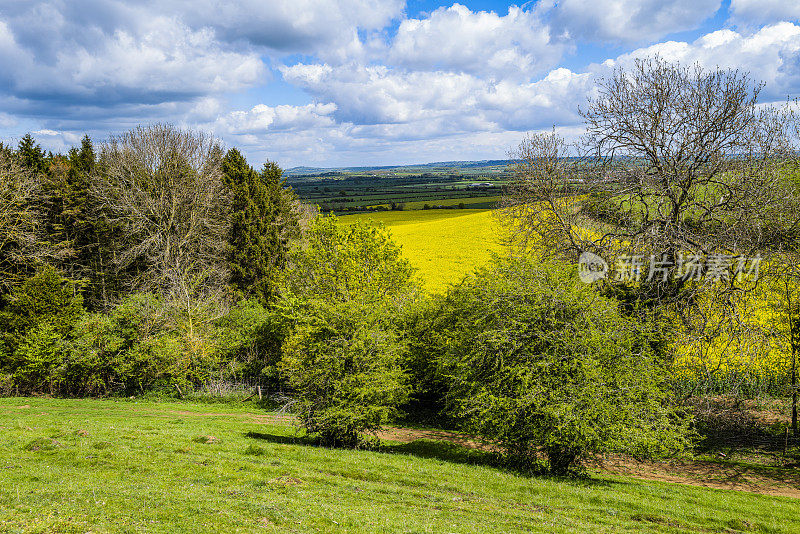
[578,251,609,283]
[578,252,761,283]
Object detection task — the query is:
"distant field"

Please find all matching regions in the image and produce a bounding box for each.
[2,398,798,533]
[340,209,507,292]
[403,195,500,210]
[287,166,507,214]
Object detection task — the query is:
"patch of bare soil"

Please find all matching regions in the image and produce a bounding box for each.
[589,455,800,499]
[375,426,498,451]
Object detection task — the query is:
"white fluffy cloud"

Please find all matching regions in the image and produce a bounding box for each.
[0,6,265,105]
[610,22,800,99]
[217,103,338,134]
[538,0,722,42]
[3,1,800,166]
[283,63,482,125]
[182,0,404,61]
[388,4,566,78]
[281,61,591,137]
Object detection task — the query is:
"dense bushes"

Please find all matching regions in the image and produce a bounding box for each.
[0,280,286,396]
[0,125,302,396]
[278,216,418,447]
[0,128,694,477]
[275,223,691,470]
[0,266,84,394]
[408,258,692,474]
[280,299,409,447]
[0,211,692,475]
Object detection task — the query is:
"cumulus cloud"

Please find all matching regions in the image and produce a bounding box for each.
[387,4,567,78]
[0,9,265,106]
[609,22,800,99]
[282,63,484,125]
[217,102,338,134]
[182,0,404,60]
[250,18,800,166]
[3,0,800,167]
[538,0,722,43]
[282,61,590,134]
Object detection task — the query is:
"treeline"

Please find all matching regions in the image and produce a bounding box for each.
[0,123,688,475]
[0,124,305,396]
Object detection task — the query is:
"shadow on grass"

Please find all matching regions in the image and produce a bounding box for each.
[244,430,615,486]
[382,438,498,468]
[383,439,615,487]
[245,430,497,467]
[245,431,317,447]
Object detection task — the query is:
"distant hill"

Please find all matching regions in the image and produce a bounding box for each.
[283,159,515,177]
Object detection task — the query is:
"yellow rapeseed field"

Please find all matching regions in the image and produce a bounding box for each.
[341,209,794,391]
[339,209,507,293]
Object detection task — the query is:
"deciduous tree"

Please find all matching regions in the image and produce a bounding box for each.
[94,124,231,303]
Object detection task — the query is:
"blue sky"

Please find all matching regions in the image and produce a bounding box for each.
[0,0,798,168]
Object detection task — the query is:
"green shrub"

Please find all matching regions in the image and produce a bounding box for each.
[281,215,418,447]
[6,266,84,339]
[400,293,454,417]
[12,323,69,394]
[0,371,12,395]
[1,268,84,394]
[62,313,124,396]
[280,299,409,448]
[56,293,226,396]
[99,293,221,393]
[431,258,692,474]
[287,215,417,305]
[213,299,286,385]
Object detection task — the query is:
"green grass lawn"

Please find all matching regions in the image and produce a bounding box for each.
[1,398,798,533]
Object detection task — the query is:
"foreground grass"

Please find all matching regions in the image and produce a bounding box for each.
[1,398,798,533]
[340,210,506,292]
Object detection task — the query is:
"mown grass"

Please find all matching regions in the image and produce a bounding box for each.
[340,210,507,292]
[1,398,799,533]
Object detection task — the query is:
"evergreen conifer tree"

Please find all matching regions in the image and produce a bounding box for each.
[222,149,298,303]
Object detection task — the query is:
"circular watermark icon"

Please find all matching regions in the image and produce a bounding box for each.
[578,251,608,283]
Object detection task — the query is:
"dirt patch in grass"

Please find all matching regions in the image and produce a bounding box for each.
[590,455,800,499]
[375,426,497,451]
[192,435,221,444]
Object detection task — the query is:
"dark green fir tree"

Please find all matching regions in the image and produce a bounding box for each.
[222,148,299,304]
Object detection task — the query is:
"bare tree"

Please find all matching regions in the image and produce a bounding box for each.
[0,149,43,293]
[95,124,232,302]
[501,57,800,413]
[502,57,799,304]
[501,129,591,259]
